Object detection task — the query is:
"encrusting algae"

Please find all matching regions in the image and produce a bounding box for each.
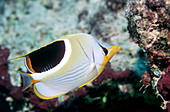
[126,0,170,109]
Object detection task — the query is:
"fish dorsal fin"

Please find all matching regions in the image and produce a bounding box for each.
[25,40,66,73]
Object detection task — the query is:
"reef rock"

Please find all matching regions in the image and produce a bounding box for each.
[126,0,170,109]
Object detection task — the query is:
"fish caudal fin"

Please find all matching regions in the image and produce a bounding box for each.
[18,71,33,91]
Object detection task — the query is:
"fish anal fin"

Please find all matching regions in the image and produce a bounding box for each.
[33,83,67,100]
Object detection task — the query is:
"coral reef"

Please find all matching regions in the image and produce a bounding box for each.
[0,47,10,90]
[0,0,167,111]
[157,65,170,100]
[106,0,127,12]
[126,0,170,69]
[0,47,11,111]
[92,62,132,86]
[126,0,170,110]
[0,46,164,111]
[0,0,140,87]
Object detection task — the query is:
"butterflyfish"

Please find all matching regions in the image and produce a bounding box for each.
[12,33,120,99]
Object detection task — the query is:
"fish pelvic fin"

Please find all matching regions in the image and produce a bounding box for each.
[33,84,67,100]
[18,71,37,91]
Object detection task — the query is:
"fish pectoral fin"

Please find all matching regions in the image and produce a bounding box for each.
[18,70,34,91]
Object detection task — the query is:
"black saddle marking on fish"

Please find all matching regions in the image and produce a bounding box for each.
[27,40,65,73]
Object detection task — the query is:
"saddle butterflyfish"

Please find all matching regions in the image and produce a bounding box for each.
[12,33,120,99]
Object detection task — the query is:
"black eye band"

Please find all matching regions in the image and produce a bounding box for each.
[99,44,108,56]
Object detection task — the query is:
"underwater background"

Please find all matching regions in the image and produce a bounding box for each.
[0,0,169,112]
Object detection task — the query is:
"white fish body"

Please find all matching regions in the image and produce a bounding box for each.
[12,33,120,99]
